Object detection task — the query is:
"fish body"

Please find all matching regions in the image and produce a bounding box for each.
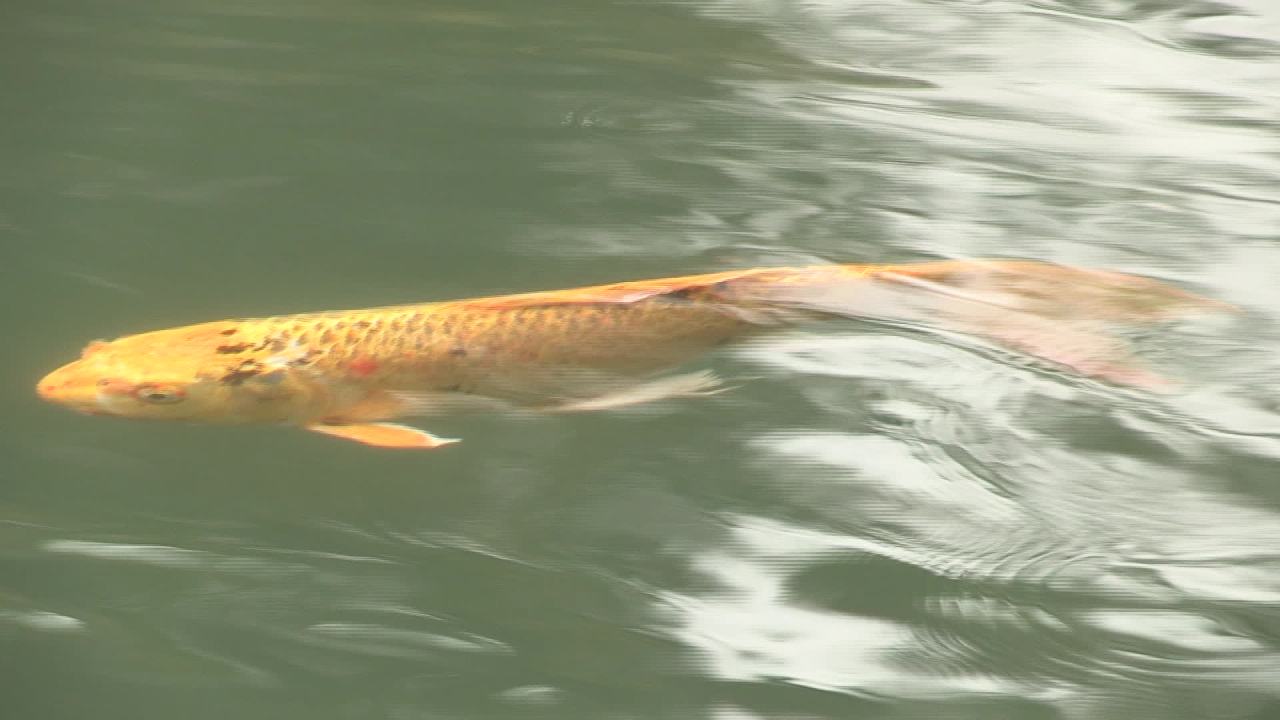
[37,260,1226,448]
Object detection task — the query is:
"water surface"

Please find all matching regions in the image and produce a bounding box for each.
[5,0,1280,718]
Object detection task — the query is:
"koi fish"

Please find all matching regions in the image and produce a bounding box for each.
[37,260,1227,449]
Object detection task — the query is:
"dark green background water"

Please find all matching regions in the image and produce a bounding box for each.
[5,1,1280,718]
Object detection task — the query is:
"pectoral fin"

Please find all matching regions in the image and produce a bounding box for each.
[547,370,729,413]
[305,422,460,449]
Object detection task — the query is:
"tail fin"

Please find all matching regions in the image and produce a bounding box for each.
[748,260,1232,388]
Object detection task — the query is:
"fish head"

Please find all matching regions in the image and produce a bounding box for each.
[37,322,308,423]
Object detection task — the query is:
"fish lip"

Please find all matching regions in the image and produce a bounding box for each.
[36,363,107,414]
[36,370,68,402]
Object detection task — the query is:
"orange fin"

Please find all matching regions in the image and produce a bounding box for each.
[305,422,460,449]
[458,267,799,310]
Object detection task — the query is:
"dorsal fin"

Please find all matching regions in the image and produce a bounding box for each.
[454,267,808,311]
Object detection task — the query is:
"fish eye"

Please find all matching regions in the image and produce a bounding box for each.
[134,384,185,404]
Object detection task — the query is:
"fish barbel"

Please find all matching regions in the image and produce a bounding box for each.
[37,260,1228,449]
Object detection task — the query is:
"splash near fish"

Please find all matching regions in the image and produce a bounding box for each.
[37,260,1229,449]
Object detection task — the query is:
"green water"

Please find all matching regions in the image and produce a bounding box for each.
[6,1,1280,718]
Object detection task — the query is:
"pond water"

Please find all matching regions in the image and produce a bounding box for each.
[5,1,1280,718]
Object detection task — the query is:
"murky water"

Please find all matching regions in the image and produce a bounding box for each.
[5,0,1280,718]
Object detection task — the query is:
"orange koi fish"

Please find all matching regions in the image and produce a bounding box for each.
[37,260,1226,449]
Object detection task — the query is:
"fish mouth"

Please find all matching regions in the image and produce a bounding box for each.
[37,367,72,402]
[36,362,108,414]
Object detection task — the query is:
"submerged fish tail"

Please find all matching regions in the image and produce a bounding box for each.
[738,260,1228,387]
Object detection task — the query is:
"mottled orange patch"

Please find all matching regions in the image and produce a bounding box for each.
[348,356,379,377]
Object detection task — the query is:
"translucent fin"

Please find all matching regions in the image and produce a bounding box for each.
[385,390,512,417]
[756,260,1231,388]
[868,261,1234,321]
[305,422,460,449]
[546,370,728,413]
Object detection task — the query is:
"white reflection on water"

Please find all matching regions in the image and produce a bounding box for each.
[659,379,1280,709]
[1080,610,1261,654]
[665,495,1280,708]
[664,516,1033,699]
[306,622,511,659]
[44,539,307,575]
[0,609,85,633]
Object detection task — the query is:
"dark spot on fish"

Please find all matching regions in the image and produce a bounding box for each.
[449,345,467,357]
[255,370,286,385]
[287,349,320,368]
[667,287,696,300]
[270,339,286,352]
[221,360,263,385]
[334,321,346,331]
[216,342,251,354]
[354,320,371,330]
[219,328,238,336]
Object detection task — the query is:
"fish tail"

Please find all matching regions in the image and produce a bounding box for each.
[741,259,1231,388]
